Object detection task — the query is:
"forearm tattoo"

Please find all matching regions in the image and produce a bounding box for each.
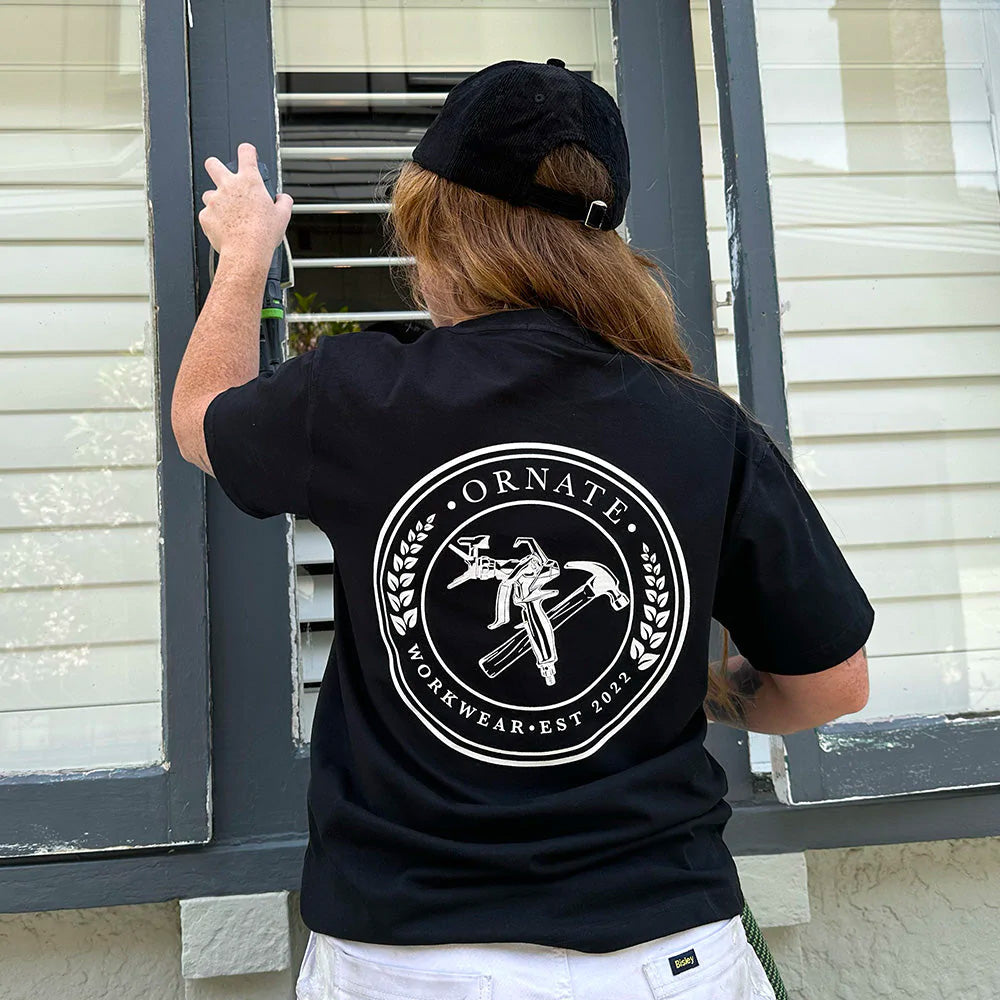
[706,660,764,727]
[729,661,765,698]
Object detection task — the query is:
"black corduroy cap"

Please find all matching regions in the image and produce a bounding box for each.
[410,57,629,232]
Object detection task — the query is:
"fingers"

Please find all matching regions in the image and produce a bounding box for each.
[237,142,259,176]
[197,206,212,243]
[271,193,294,242]
[203,142,258,189]
[203,156,231,187]
[199,145,291,255]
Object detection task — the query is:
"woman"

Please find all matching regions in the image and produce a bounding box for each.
[173,57,873,1000]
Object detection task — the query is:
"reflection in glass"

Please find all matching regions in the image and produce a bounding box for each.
[0,1,162,773]
[700,1,1000,721]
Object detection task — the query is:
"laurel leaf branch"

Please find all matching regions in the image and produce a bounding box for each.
[386,513,436,635]
[631,541,671,669]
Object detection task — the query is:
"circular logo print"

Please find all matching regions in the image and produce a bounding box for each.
[373,443,690,766]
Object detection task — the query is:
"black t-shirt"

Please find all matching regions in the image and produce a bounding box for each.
[204,305,875,952]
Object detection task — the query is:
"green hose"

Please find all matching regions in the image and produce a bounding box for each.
[741,902,788,1000]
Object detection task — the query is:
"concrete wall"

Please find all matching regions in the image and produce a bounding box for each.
[769,837,1000,1000]
[2,837,998,1000]
[0,900,185,1000]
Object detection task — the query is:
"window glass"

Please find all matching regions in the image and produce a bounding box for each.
[698,0,1000,723]
[272,0,618,738]
[0,0,162,772]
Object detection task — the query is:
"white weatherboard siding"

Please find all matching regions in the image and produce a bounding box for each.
[697,1,1000,723]
[0,0,162,774]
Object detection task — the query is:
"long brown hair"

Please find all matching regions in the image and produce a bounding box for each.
[380,142,749,726]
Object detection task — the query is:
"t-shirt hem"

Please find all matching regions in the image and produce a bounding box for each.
[765,597,875,675]
[560,884,746,952]
[299,883,746,954]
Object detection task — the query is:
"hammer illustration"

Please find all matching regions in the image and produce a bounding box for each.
[479,560,629,679]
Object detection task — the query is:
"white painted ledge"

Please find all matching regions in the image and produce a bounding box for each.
[180,891,291,980]
[734,852,811,927]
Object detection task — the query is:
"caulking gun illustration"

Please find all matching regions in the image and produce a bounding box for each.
[448,536,562,686]
[448,536,630,686]
[479,560,629,680]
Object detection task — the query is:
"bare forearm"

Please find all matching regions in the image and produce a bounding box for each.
[171,250,270,472]
[171,142,293,474]
[706,663,810,734]
[182,250,268,390]
[706,653,867,735]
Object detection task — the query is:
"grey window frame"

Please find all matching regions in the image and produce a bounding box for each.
[707,0,1000,806]
[0,0,211,858]
[1,0,999,912]
[191,0,312,845]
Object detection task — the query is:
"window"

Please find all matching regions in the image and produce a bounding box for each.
[0,0,160,773]
[758,1,1000,724]
[0,0,209,855]
[698,0,1000,801]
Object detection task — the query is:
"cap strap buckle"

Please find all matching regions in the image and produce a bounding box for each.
[583,199,609,229]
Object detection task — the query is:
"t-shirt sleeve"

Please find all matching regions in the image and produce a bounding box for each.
[203,349,316,520]
[712,410,875,675]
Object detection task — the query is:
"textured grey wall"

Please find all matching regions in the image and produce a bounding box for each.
[0,901,184,1000]
[1,839,998,1000]
[765,838,1000,999]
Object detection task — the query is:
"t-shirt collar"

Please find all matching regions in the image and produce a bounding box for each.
[443,305,607,348]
